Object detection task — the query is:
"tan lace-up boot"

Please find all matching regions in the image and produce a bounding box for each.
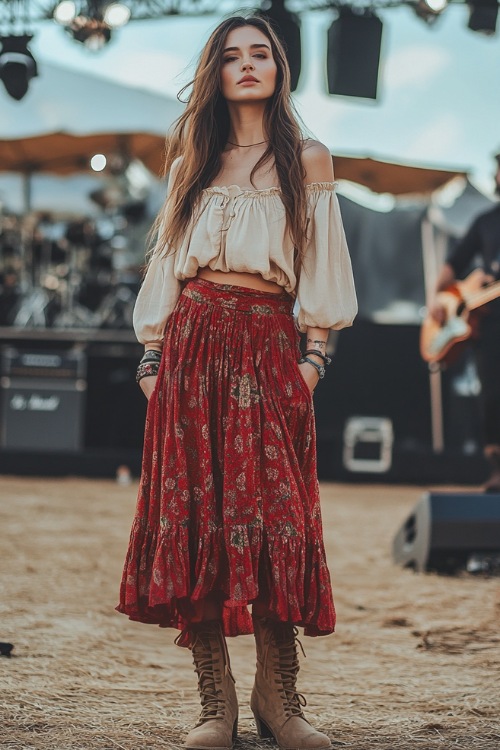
[250,616,332,750]
[181,620,238,750]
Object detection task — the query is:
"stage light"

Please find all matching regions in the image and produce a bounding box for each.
[53,2,131,49]
[103,3,131,28]
[53,1,77,24]
[414,0,449,23]
[0,35,38,101]
[426,0,449,11]
[327,8,383,100]
[91,154,107,171]
[468,0,498,34]
[68,17,112,49]
[259,0,302,91]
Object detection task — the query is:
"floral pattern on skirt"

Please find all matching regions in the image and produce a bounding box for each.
[116,277,336,644]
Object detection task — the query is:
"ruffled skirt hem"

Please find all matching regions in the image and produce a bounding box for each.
[116,519,335,646]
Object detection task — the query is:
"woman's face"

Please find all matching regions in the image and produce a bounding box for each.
[220,25,278,103]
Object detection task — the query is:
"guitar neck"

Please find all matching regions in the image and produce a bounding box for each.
[464,280,500,311]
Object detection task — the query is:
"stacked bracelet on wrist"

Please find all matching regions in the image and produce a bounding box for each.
[136,349,162,383]
[298,349,332,379]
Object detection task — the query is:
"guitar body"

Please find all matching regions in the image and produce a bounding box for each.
[420,269,492,364]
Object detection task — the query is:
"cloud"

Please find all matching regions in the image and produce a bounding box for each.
[406,113,463,162]
[383,44,452,91]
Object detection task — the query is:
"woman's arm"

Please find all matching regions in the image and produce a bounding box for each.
[298,141,336,391]
[138,156,184,399]
[297,327,328,393]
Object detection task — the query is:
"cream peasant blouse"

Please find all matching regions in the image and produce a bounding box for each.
[133,181,357,346]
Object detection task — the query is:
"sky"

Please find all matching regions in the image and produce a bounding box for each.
[21,4,500,201]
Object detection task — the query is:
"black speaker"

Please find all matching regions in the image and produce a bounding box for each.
[0,347,87,451]
[468,0,498,34]
[393,492,500,573]
[327,10,383,100]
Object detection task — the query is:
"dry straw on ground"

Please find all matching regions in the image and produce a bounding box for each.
[1,477,499,749]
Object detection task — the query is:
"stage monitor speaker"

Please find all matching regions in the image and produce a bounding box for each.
[327,10,383,99]
[393,492,500,573]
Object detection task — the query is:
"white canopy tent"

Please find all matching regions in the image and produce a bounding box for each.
[0,62,182,213]
[0,61,183,138]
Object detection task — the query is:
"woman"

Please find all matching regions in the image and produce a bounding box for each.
[117,14,357,750]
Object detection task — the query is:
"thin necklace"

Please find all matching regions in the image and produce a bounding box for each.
[227,140,268,147]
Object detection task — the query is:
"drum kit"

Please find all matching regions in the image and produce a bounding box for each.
[0,134,163,333]
[0,203,144,330]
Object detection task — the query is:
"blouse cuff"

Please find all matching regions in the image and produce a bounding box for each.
[295,310,356,334]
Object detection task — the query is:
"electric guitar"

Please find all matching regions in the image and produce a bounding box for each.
[420,268,500,364]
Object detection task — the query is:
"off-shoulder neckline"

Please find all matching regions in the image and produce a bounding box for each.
[202,181,338,197]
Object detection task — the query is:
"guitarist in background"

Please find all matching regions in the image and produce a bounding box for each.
[431,153,500,493]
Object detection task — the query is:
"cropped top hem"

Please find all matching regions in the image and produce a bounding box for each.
[201,181,339,197]
[132,182,357,345]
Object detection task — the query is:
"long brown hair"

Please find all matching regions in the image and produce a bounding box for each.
[152,14,308,275]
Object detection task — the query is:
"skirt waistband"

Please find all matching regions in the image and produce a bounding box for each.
[182,276,294,316]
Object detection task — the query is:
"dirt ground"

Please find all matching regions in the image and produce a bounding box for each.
[1,476,499,750]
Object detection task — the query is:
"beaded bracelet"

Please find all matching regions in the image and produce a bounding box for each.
[298,349,332,379]
[136,360,160,383]
[299,356,326,379]
[302,349,332,366]
[142,349,162,362]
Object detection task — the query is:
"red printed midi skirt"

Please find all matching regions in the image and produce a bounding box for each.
[117,276,336,644]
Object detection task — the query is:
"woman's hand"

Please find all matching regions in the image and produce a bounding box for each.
[298,361,320,394]
[140,375,158,401]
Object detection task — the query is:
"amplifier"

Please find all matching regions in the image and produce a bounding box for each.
[0,348,87,451]
[1,348,86,379]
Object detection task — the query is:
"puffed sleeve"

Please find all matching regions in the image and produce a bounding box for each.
[132,236,182,346]
[295,182,358,333]
[132,170,182,347]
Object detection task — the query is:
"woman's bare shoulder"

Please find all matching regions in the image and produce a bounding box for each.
[301,139,335,183]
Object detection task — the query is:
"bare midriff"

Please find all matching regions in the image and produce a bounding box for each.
[196,267,284,294]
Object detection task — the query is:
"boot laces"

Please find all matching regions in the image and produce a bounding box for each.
[188,628,228,724]
[272,625,307,719]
